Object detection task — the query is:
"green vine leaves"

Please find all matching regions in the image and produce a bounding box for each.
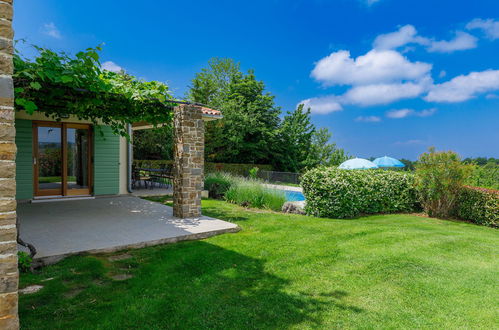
[13,44,175,137]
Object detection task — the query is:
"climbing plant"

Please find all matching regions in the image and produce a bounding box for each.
[13,44,175,136]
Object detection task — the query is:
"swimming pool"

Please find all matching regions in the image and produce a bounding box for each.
[282,190,305,202]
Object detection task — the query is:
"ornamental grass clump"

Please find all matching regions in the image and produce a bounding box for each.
[301,166,418,218]
[224,178,286,211]
[415,148,474,219]
[204,172,286,211]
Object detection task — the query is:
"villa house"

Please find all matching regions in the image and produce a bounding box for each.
[14,108,222,201]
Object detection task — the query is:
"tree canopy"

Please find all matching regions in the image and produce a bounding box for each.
[187,58,348,171]
[188,58,281,164]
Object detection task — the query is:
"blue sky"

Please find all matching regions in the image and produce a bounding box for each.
[14,0,499,160]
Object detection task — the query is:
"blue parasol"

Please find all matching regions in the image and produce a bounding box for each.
[338,158,379,170]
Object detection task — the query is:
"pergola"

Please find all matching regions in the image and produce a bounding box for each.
[0,1,217,328]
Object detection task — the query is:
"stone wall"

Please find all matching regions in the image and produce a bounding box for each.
[0,0,18,329]
[173,105,204,218]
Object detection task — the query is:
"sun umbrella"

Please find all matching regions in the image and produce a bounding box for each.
[338,158,378,170]
[373,156,405,168]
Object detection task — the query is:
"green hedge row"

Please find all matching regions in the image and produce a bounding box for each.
[134,160,272,177]
[456,186,498,227]
[205,163,272,176]
[301,167,418,218]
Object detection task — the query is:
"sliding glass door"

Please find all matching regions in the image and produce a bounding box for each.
[34,122,92,197]
[66,124,91,195]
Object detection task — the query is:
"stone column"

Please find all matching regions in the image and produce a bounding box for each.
[0,0,18,329]
[173,104,204,218]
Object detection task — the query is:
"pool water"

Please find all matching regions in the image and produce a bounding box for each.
[282,190,306,202]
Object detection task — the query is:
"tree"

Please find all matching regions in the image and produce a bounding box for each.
[188,58,281,164]
[274,104,315,172]
[305,128,349,168]
[187,57,240,108]
[399,158,416,171]
[133,125,173,160]
[415,147,474,218]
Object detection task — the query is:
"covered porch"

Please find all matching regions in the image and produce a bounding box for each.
[17,196,239,266]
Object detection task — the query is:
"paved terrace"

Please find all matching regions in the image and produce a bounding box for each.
[17,196,239,266]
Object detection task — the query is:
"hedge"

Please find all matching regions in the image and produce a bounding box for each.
[134,160,272,177]
[205,163,272,176]
[456,186,498,227]
[301,167,418,218]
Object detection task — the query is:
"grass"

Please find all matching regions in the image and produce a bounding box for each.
[205,172,287,211]
[19,199,498,329]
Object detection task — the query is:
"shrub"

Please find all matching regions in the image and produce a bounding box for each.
[301,166,418,218]
[249,167,259,179]
[18,251,32,272]
[205,163,272,177]
[225,178,286,211]
[415,148,474,218]
[456,186,498,227]
[204,172,236,199]
[466,164,499,190]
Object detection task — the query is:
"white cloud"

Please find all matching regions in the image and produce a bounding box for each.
[466,18,499,40]
[300,78,432,111]
[373,25,429,50]
[386,108,413,118]
[42,22,61,39]
[425,69,499,102]
[418,108,438,117]
[427,31,478,53]
[486,93,499,99]
[311,49,432,86]
[386,108,437,119]
[363,0,381,6]
[341,79,431,106]
[355,115,381,122]
[394,139,425,145]
[101,61,124,73]
[374,25,477,53]
[299,96,343,114]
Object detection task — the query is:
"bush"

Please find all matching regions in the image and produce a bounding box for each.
[301,166,418,218]
[205,163,272,177]
[204,172,236,199]
[466,164,499,190]
[415,148,474,218]
[225,178,286,211]
[18,251,32,272]
[249,167,259,179]
[456,186,498,227]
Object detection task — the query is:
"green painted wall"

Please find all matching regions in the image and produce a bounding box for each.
[15,119,33,200]
[93,126,120,195]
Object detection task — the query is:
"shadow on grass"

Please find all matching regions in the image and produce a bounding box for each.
[20,241,341,329]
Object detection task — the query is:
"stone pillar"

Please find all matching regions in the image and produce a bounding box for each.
[0,0,18,329]
[173,104,204,218]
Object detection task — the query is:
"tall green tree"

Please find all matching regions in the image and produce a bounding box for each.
[274,104,315,172]
[188,58,280,164]
[133,125,173,160]
[304,127,349,168]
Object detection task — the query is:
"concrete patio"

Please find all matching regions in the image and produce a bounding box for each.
[17,196,239,266]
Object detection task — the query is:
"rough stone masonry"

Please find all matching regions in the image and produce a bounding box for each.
[0,0,19,329]
[173,104,205,219]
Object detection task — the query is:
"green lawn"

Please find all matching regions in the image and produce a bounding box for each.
[19,199,498,329]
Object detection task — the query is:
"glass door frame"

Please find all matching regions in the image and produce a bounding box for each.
[33,121,93,197]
